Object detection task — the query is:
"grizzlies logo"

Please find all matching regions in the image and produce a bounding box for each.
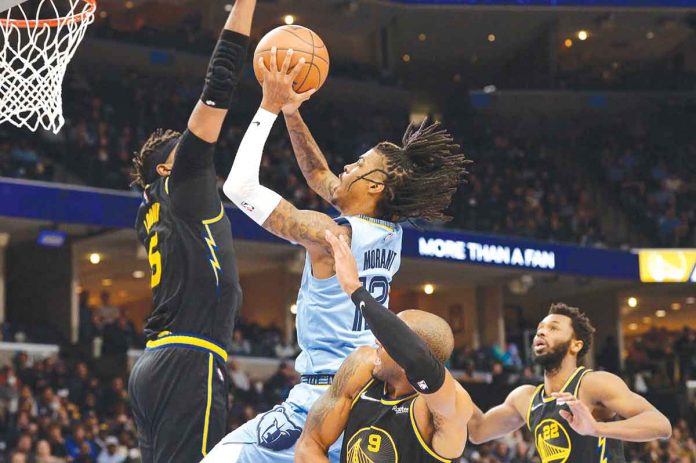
[256,406,302,451]
[534,418,571,463]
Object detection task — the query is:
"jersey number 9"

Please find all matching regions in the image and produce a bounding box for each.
[367,434,382,453]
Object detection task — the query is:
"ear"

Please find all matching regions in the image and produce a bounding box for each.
[570,339,584,356]
[368,182,385,195]
[156,163,172,178]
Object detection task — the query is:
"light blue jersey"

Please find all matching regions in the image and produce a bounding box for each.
[202,215,403,463]
[295,215,403,375]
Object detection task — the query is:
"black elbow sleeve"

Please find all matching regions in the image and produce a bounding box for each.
[200,30,249,109]
[351,287,446,394]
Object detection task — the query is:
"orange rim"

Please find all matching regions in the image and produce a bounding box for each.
[0,0,96,28]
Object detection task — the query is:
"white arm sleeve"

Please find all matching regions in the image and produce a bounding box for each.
[223,108,283,225]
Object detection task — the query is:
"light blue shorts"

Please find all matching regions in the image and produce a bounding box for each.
[201,383,342,463]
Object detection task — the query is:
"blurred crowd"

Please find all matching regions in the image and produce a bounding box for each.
[596,107,695,248]
[3,342,696,463]
[2,67,693,248]
[625,326,696,391]
[0,349,303,463]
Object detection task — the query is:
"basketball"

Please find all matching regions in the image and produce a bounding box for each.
[253,25,330,94]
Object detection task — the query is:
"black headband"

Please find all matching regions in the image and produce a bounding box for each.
[145,137,180,185]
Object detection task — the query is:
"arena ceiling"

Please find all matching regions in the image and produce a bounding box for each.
[96,0,696,90]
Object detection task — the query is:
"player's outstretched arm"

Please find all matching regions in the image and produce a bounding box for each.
[223,52,349,254]
[295,346,375,463]
[552,371,672,442]
[187,0,255,143]
[325,229,472,458]
[467,385,535,444]
[414,372,473,458]
[283,109,340,205]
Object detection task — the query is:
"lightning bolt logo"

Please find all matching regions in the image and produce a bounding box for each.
[597,436,608,463]
[202,205,225,296]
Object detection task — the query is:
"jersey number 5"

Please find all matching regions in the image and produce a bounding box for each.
[148,233,162,288]
[352,276,389,331]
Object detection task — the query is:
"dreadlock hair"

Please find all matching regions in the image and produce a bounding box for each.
[130,129,181,189]
[374,120,471,223]
[548,302,596,361]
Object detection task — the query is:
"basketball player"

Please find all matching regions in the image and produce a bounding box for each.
[468,304,672,462]
[202,50,470,462]
[127,1,255,462]
[293,230,474,463]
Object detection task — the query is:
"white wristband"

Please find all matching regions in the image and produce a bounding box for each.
[223,108,283,225]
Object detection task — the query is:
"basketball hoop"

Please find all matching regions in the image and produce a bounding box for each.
[0,0,96,133]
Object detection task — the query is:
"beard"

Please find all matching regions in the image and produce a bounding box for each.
[533,339,572,373]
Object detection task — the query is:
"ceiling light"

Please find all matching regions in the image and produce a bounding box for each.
[423,284,435,295]
[224,4,233,12]
[290,304,298,314]
[627,297,638,308]
[487,34,496,42]
[628,323,638,331]
[686,297,695,305]
[642,316,652,324]
[284,15,295,25]
[418,33,427,42]
[671,303,681,311]
[402,53,411,63]
[646,31,655,39]
[89,253,101,265]
[655,310,666,318]
[577,30,589,41]
[101,279,113,287]
[132,270,145,279]
[564,38,573,48]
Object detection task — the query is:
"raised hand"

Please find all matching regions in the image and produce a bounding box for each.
[259,47,316,115]
[325,230,361,295]
[552,392,600,437]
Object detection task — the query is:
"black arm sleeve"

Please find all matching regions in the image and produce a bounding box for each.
[169,129,221,220]
[351,287,446,394]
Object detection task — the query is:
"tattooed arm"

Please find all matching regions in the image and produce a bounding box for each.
[262,199,351,256]
[223,53,350,270]
[284,110,340,205]
[295,347,375,463]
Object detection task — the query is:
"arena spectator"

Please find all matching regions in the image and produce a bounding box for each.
[95,292,119,325]
[97,436,125,463]
[229,328,251,356]
[35,439,65,463]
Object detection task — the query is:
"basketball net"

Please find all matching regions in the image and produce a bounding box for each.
[0,0,96,133]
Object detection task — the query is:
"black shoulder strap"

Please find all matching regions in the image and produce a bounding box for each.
[526,384,544,430]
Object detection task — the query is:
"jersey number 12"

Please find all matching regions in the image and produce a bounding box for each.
[352,276,389,331]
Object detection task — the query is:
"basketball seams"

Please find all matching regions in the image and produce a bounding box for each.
[254,47,329,65]
[293,28,316,93]
[254,57,322,93]
[281,26,326,49]
[253,26,329,93]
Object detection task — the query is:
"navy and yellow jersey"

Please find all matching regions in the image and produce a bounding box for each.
[527,367,625,463]
[341,378,453,463]
[135,130,241,351]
